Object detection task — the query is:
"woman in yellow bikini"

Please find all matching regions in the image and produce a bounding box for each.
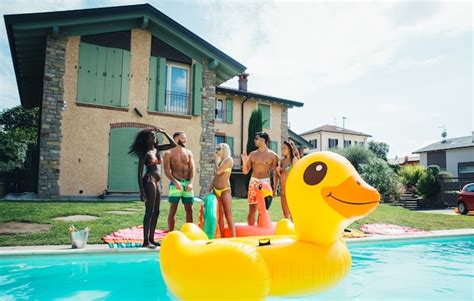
[211,143,236,237]
[276,140,299,219]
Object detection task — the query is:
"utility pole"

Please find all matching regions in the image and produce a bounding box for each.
[342,116,347,148]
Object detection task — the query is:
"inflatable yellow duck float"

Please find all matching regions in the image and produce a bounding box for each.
[160,151,380,300]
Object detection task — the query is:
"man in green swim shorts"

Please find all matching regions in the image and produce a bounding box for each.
[163,132,195,231]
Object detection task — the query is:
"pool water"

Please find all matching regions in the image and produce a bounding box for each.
[1,236,473,301]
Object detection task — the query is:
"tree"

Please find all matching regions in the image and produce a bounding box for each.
[0,106,39,172]
[333,145,375,171]
[246,109,263,155]
[368,141,389,161]
[359,157,402,202]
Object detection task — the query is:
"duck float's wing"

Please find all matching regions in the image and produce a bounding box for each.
[160,231,270,300]
[275,218,295,236]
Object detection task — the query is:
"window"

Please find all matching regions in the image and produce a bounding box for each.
[257,103,271,129]
[309,139,318,149]
[215,134,225,146]
[215,99,224,121]
[165,63,190,114]
[270,141,278,154]
[354,141,358,145]
[214,135,234,156]
[344,140,352,148]
[329,138,338,148]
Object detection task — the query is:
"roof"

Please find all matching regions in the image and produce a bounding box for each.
[288,129,312,148]
[299,125,371,137]
[413,135,474,153]
[388,155,420,165]
[216,86,304,108]
[4,4,246,108]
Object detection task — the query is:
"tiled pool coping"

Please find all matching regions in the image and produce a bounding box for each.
[0,228,472,257]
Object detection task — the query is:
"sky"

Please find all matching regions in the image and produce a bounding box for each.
[0,0,472,159]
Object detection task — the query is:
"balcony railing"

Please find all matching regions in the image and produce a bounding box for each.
[165,91,190,115]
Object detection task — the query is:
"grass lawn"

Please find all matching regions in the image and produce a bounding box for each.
[0,198,472,247]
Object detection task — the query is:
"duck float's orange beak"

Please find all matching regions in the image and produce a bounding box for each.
[321,176,380,219]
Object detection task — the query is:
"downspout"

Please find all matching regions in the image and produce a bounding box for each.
[240,94,249,154]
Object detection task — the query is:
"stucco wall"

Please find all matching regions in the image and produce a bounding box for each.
[446,148,474,176]
[59,29,202,196]
[214,94,284,160]
[301,131,368,151]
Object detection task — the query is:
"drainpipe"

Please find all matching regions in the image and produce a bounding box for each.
[319,132,322,151]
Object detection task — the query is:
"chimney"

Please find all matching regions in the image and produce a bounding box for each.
[238,73,249,91]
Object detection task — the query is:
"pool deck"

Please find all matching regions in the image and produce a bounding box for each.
[1,228,472,256]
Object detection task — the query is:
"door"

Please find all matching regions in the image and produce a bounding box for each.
[108,127,140,192]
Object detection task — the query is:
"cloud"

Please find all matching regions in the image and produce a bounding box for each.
[388,56,443,72]
[206,1,472,98]
[377,103,409,113]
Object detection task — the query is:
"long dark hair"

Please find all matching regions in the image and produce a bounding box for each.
[128,128,154,159]
[283,140,299,161]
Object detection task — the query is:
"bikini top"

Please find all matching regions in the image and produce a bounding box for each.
[223,168,232,173]
[283,163,292,172]
[146,158,161,166]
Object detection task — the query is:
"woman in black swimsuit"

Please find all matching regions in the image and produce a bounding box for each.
[129,128,176,248]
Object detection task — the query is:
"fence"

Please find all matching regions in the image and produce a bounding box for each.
[439,176,474,207]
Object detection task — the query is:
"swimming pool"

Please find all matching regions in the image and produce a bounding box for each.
[1,235,473,300]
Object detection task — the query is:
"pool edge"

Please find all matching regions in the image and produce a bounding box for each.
[1,228,473,257]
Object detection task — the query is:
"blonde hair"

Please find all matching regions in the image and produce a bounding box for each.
[216,143,232,165]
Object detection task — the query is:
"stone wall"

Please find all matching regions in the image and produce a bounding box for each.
[37,33,68,199]
[199,61,216,193]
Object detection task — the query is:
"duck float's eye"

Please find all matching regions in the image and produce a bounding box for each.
[303,162,327,186]
[258,184,263,190]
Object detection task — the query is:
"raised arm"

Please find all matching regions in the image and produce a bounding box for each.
[216,157,233,175]
[155,129,177,151]
[241,151,252,175]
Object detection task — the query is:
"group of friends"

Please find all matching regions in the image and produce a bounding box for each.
[129,129,300,249]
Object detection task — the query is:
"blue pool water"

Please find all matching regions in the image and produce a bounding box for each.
[1,235,473,301]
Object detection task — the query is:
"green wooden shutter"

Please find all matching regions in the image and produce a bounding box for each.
[270,141,278,153]
[103,47,115,105]
[148,56,158,111]
[108,127,140,192]
[259,104,271,129]
[112,49,124,106]
[95,45,107,105]
[192,63,202,116]
[156,57,166,112]
[77,42,99,103]
[225,97,233,123]
[226,136,234,156]
[120,50,131,107]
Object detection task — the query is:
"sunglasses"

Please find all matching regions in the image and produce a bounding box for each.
[254,136,261,140]
[216,147,222,151]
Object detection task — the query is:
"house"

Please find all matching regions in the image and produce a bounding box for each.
[4,4,303,199]
[388,155,420,167]
[413,134,474,178]
[288,129,312,157]
[299,125,371,152]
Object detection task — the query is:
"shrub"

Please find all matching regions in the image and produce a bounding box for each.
[359,157,402,202]
[333,145,375,171]
[399,165,425,192]
[416,165,441,199]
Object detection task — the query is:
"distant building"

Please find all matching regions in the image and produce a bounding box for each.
[388,155,420,167]
[288,129,312,157]
[413,134,474,178]
[300,125,371,152]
